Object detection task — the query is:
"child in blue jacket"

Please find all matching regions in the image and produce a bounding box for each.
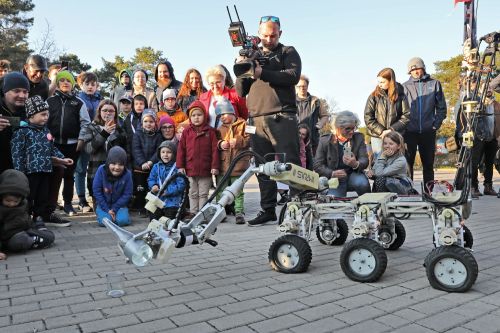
[92,146,133,226]
[148,141,186,220]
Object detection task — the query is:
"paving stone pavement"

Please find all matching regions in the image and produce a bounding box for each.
[1,171,500,333]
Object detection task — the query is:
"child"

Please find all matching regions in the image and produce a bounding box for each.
[131,109,162,212]
[0,169,55,252]
[92,146,133,226]
[157,89,187,127]
[148,141,186,220]
[368,131,413,194]
[75,72,102,213]
[177,101,219,214]
[123,94,148,157]
[118,96,133,125]
[215,99,250,224]
[11,96,73,225]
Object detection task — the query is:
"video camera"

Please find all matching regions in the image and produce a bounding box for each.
[227,5,269,78]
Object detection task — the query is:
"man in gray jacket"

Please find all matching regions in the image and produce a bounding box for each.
[403,57,447,192]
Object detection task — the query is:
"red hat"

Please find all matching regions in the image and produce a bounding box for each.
[187,100,207,116]
[159,115,175,129]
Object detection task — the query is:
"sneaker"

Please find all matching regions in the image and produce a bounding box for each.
[471,187,481,199]
[277,193,290,206]
[45,212,71,227]
[483,184,498,196]
[235,213,246,225]
[31,235,50,249]
[63,204,77,216]
[33,216,48,230]
[247,209,277,226]
[78,202,93,213]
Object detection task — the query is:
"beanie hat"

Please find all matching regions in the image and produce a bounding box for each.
[0,169,30,198]
[187,100,207,117]
[25,95,49,118]
[162,88,177,101]
[159,115,175,129]
[407,57,426,74]
[2,72,30,94]
[56,70,76,87]
[214,97,235,116]
[157,140,177,160]
[141,108,157,123]
[133,69,148,82]
[106,146,127,166]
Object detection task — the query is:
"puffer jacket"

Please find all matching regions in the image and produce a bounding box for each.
[148,161,185,208]
[92,164,133,212]
[313,132,369,178]
[132,129,163,168]
[364,83,410,137]
[78,91,101,120]
[216,117,250,176]
[11,123,65,174]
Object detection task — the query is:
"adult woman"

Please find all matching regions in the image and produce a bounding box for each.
[199,65,248,128]
[80,99,127,201]
[132,69,156,111]
[364,68,410,157]
[314,111,370,197]
[177,68,207,113]
[158,115,179,147]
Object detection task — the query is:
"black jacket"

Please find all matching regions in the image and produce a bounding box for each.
[0,97,25,173]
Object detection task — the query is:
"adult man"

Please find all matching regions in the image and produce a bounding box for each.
[151,60,182,111]
[0,60,11,78]
[110,69,132,109]
[296,74,329,154]
[403,57,446,191]
[22,54,53,100]
[0,72,29,173]
[235,15,301,226]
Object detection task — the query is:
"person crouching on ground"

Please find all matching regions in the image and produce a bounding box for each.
[148,141,186,220]
[0,169,55,253]
[314,110,370,197]
[92,146,133,226]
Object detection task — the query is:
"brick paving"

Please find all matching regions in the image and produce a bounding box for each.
[1,171,500,333]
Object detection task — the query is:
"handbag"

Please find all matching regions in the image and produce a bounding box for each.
[445,136,458,152]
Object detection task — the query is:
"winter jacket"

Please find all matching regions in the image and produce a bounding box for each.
[123,110,142,158]
[372,153,409,178]
[314,132,369,178]
[47,90,91,144]
[199,87,249,125]
[22,71,49,100]
[236,43,301,117]
[148,161,185,208]
[364,83,411,137]
[151,80,182,112]
[92,164,133,212]
[403,74,447,133]
[110,70,133,106]
[78,91,101,120]
[177,122,219,177]
[297,94,329,147]
[157,107,187,127]
[132,129,163,168]
[79,121,128,178]
[0,97,25,173]
[0,170,32,241]
[216,118,250,176]
[11,123,64,174]
[178,89,206,113]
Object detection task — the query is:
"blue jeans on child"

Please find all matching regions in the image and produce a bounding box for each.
[328,172,371,197]
[96,206,131,227]
[74,152,90,202]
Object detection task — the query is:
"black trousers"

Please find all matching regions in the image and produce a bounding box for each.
[404,130,436,189]
[27,172,51,220]
[132,170,150,209]
[49,143,79,210]
[5,229,55,252]
[471,138,497,187]
[249,113,301,211]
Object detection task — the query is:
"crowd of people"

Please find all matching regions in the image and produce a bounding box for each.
[0,15,499,262]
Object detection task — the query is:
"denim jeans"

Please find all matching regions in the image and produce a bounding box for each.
[96,206,131,227]
[328,172,371,197]
[74,152,90,202]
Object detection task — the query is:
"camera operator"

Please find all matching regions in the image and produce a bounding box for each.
[235,15,301,226]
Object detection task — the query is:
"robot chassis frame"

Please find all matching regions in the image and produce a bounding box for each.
[102,161,478,293]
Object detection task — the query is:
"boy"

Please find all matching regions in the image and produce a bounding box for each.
[215,99,250,224]
[157,88,187,127]
[11,96,73,225]
[0,169,55,252]
[148,141,186,220]
[118,96,133,125]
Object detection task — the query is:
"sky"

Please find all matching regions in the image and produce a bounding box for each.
[28,0,498,120]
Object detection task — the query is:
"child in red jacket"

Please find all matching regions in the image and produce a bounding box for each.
[177,101,219,213]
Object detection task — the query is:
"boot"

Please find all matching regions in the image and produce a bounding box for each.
[247,209,277,226]
[471,187,481,199]
[483,184,498,196]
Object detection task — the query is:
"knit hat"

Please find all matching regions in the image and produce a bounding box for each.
[56,70,76,87]
[162,88,177,101]
[2,72,30,94]
[133,69,148,82]
[106,146,127,166]
[157,140,177,160]
[25,95,49,118]
[0,169,30,198]
[159,115,175,129]
[187,100,207,117]
[141,108,157,123]
[214,98,235,116]
[407,57,426,74]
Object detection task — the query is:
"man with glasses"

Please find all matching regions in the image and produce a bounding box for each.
[235,15,302,226]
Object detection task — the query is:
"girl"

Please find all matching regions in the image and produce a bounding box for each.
[367,131,413,194]
[93,146,133,226]
[177,101,219,213]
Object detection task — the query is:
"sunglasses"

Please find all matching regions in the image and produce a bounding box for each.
[260,15,280,26]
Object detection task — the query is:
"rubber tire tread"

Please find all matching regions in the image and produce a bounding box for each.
[316,219,349,246]
[340,238,387,282]
[268,235,312,274]
[387,218,406,251]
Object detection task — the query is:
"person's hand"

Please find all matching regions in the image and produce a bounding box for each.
[229,138,237,148]
[0,117,10,131]
[108,210,116,221]
[221,141,230,150]
[366,170,374,178]
[382,148,395,158]
[332,169,347,179]
[104,120,116,134]
[142,162,151,171]
[252,62,262,79]
[151,185,159,194]
[178,168,186,174]
[62,158,73,166]
[342,153,357,168]
[211,169,219,175]
[381,129,392,137]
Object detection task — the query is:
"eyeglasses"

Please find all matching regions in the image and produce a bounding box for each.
[260,16,280,26]
[208,81,223,86]
[161,125,174,130]
[341,127,355,132]
[101,109,116,113]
